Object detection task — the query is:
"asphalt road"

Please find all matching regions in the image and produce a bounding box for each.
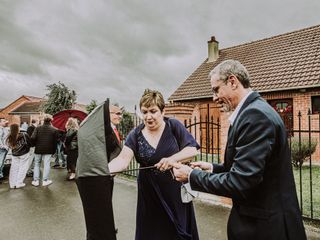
[0,166,318,240]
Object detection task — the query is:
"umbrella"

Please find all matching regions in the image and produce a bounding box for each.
[76,101,113,177]
[76,100,117,240]
[52,109,87,131]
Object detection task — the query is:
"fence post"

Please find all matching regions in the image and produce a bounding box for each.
[217,117,220,163]
[211,116,214,163]
[193,117,196,150]
[307,108,313,218]
[298,111,303,214]
[200,115,202,161]
[206,114,209,161]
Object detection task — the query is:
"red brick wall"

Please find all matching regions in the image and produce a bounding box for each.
[261,88,320,162]
[171,87,320,163]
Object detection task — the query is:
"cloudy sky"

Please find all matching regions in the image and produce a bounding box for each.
[1,0,320,111]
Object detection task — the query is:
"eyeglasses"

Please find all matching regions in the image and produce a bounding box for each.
[212,80,227,97]
[111,112,122,116]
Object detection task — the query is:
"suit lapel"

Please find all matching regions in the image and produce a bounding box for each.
[223,92,261,170]
[233,91,261,125]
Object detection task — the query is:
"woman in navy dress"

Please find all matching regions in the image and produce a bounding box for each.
[109,89,199,240]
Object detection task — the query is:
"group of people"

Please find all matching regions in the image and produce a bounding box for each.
[1,59,308,239]
[77,60,307,240]
[0,114,81,188]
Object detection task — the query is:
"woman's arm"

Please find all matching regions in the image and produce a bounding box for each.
[108,145,134,174]
[155,146,198,171]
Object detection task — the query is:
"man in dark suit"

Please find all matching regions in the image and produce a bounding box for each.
[173,60,306,240]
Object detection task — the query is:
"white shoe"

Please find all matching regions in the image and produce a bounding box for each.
[68,173,76,180]
[16,183,26,189]
[42,180,53,186]
[32,180,40,187]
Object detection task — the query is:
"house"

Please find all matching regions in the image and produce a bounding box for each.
[0,96,43,124]
[0,95,87,125]
[168,25,320,160]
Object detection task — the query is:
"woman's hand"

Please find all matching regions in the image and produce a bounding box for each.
[190,161,213,173]
[155,157,176,171]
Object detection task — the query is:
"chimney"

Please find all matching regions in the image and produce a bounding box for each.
[207,36,219,63]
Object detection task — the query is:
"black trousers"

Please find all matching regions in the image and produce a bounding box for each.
[66,149,78,173]
[76,176,116,240]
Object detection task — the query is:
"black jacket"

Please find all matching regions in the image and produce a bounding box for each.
[65,129,78,153]
[26,124,36,137]
[31,122,58,154]
[11,133,32,156]
[190,92,306,240]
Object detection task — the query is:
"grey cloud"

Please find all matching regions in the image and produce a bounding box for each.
[1,0,320,111]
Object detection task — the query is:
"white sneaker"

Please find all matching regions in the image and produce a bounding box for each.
[42,180,53,186]
[16,183,26,189]
[32,180,40,187]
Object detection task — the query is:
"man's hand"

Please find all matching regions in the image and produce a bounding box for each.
[172,163,192,183]
[190,161,213,173]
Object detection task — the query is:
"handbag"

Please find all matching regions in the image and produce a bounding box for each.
[181,183,199,203]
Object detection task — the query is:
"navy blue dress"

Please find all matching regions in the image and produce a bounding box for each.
[125,118,200,240]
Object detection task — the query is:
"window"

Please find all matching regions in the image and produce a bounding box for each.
[311,96,320,114]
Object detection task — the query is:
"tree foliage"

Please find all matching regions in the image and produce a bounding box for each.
[119,110,135,137]
[86,99,98,114]
[41,82,77,115]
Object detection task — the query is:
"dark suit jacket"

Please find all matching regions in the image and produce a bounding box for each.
[190,92,306,240]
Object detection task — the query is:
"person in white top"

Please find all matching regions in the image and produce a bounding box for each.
[0,118,9,181]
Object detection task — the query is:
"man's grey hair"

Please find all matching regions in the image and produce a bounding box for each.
[209,59,251,88]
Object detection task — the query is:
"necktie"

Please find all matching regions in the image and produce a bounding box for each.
[114,127,120,143]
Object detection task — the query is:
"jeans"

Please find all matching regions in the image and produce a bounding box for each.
[33,154,52,181]
[0,148,8,178]
[54,142,66,166]
[27,147,35,173]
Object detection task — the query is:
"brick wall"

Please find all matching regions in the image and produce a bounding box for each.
[170,87,320,163]
[261,88,320,162]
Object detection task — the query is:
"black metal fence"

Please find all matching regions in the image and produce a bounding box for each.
[288,110,320,221]
[121,111,320,222]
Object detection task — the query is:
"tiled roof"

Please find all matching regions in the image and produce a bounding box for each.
[24,96,43,102]
[10,102,42,114]
[169,25,320,101]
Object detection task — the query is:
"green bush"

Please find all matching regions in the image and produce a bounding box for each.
[290,137,317,168]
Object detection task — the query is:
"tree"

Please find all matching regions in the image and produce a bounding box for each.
[86,99,98,114]
[41,82,77,115]
[119,110,134,137]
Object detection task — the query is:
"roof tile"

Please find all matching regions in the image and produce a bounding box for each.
[169,25,320,101]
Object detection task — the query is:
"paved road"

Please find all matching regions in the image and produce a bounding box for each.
[0,167,318,240]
